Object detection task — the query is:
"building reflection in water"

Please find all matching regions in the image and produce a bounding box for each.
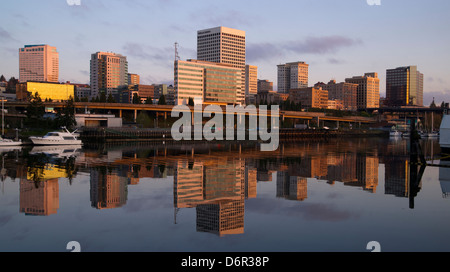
[90,167,128,209]
[19,156,73,216]
[5,138,442,232]
[174,158,247,236]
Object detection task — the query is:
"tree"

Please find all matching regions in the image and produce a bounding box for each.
[107,93,116,103]
[25,92,46,127]
[188,97,194,106]
[158,94,167,105]
[145,97,153,104]
[99,91,107,103]
[0,75,6,82]
[6,77,19,93]
[55,97,77,130]
[132,93,142,104]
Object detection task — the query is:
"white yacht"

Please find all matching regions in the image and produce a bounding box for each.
[29,127,82,146]
[0,137,22,146]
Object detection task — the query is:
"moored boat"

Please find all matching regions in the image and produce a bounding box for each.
[29,127,82,146]
[0,137,22,146]
[390,129,402,138]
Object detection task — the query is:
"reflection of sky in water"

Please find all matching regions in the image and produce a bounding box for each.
[1,139,450,252]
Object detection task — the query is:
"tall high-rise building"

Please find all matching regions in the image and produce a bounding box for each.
[277,61,309,93]
[19,44,59,83]
[386,66,423,107]
[197,26,246,104]
[174,59,242,105]
[245,65,258,96]
[345,73,380,109]
[90,52,128,98]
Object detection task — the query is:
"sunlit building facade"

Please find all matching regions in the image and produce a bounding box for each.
[345,72,380,109]
[289,87,328,109]
[90,52,128,99]
[197,26,246,105]
[277,61,309,93]
[319,80,358,111]
[16,81,74,101]
[19,44,59,83]
[386,66,424,107]
[174,59,242,105]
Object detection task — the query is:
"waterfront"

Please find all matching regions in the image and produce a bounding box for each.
[0,137,449,252]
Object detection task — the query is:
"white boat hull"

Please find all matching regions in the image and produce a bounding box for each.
[30,137,82,146]
[0,140,22,146]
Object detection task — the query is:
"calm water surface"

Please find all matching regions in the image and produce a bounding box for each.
[0,137,449,252]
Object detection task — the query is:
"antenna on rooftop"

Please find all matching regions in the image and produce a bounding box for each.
[174,42,181,61]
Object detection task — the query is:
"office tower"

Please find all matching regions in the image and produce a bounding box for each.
[277,61,309,93]
[174,59,242,105]
[197,26,246,104]
[245,65,257,96]
[90,52,128,99]
[128,73,140,85]
[19,44,59,83]
[386,66,424,107]
[345,72,380,109]
[319,80,358,111]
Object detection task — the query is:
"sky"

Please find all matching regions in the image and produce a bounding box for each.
[1,0,449,105]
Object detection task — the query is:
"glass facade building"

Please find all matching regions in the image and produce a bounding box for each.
[386,66,424,107]
[174,59,241,105]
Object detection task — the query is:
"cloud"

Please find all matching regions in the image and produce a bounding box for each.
[247,35,362,62]
[0,27,18,43]
[328,58,346,65]
[122,42,173,62]
[246,198,359,222]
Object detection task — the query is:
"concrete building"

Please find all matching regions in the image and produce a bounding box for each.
[75,113,122,128]
[277,61,309,93]
[128,73,140,86]
[19,44,59,83]
[73,84,91,100]
[197,26,246,105]
[386,66,423,107]
[245,65,258,96]
[318,80,358,111]
[16,81,74,101]
[90,52,128,99]
[174,59,242,105]
[257,79,274,93]
[345,73,380,109]
[289,87,328,109]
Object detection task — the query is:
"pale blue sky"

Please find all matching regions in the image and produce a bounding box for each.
[1,0,449,105]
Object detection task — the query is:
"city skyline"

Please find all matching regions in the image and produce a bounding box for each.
[1,0,449,105]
